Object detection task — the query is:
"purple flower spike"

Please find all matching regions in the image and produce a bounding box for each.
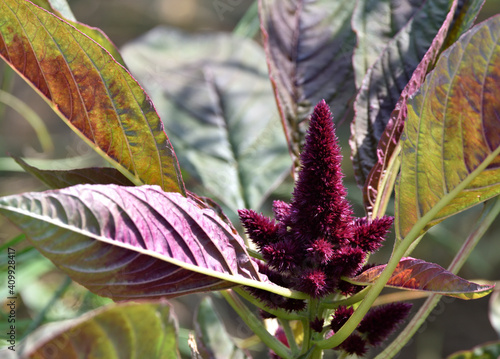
[238,209,278,249]
[289,100,353,243]
[352,216,394,252]
[358,302,413,346]
[336,333,368,356]
[331,306,354,332]
[296,269,330,298]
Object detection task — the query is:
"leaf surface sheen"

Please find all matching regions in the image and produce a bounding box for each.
[351,257,494,299]
[359,0,485,215]
[351,0,464,194]
[396,15,500,238]
[0,185,262,300]
[0,0,184,193]
[121,27,290,212]
[259,0,357,154]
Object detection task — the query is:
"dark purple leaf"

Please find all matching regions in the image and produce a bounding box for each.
[0,185,263,300]
[351,257,494,299]
[259,0,357,160]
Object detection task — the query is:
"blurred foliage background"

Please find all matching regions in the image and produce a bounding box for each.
[1,1,500,358]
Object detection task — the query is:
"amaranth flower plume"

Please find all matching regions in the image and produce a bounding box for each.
[238,100,394,301]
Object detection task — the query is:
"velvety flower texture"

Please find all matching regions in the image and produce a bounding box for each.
[332,302,413,355]
[238,100,394,302]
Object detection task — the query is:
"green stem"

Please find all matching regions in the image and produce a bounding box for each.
[315,145,500,349]
[321,286,370,309]
[234,287,305,320]
[279,318,300,355]
[221,290,292,359]
[374,196,500,359]
[20,276,73,340]
[0,89,54,154]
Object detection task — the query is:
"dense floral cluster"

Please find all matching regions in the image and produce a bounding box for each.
[238,100,393,303]
[333,303,412,355]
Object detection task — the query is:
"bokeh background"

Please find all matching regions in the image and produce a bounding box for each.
[1,1,500,358]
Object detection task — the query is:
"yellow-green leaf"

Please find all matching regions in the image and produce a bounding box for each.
[0,0,185,194]
[396,16,500,239]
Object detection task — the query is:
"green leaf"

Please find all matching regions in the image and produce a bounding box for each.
[259,0,357,158]
[446,340,500,359]
[351,0,458,191]
[121,27,291,212]
[14,157,135,189]
[195,297,250,359]
[396,15,500,239]
[0,0,185,194]
[29,0,127,67]
[6,301,180,359]
[350,257,494,300]
[352,0,423,87]
[359,0,485,217]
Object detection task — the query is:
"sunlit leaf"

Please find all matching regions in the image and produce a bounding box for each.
[121,27,290,213]
[360,0,485,217]
[351,0,459,191]
[11,301,179,359]
[259,0,357,159]
[0,0,185,194]
[0,185,264,300]
[350,257,494,300]
[396,15,500,239]
[446,340,500,359]
[14,157,135,189]
[29,0,127,67]
[195,297,250,359]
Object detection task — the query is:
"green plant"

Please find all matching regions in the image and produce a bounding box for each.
[0,0,499,358]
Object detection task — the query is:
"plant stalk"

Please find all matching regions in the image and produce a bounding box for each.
[374,196,500,358]
[221,289,292,359]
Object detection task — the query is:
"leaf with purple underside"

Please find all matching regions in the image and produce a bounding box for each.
[259,0,357,160]
[359,0,485,217]
[350,257,494,299]
[0,185,264,300]
[396,15,500,239]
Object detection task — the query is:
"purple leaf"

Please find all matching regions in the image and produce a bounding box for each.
[0,185,262,300]
[350,257,494,300]
[259,0,357,159]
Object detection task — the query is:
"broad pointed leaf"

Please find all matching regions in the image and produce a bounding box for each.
[0,0,185,194]
[29,0,127,67]
[396,15,500,239]
[14,157,135,189]
[259,0,357,158]
[360,0,485,216]
[9,301,179,358]
[351,0,460,191]
[350,257,494,300]
[121,27,290,212]
[0,185,263,300]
